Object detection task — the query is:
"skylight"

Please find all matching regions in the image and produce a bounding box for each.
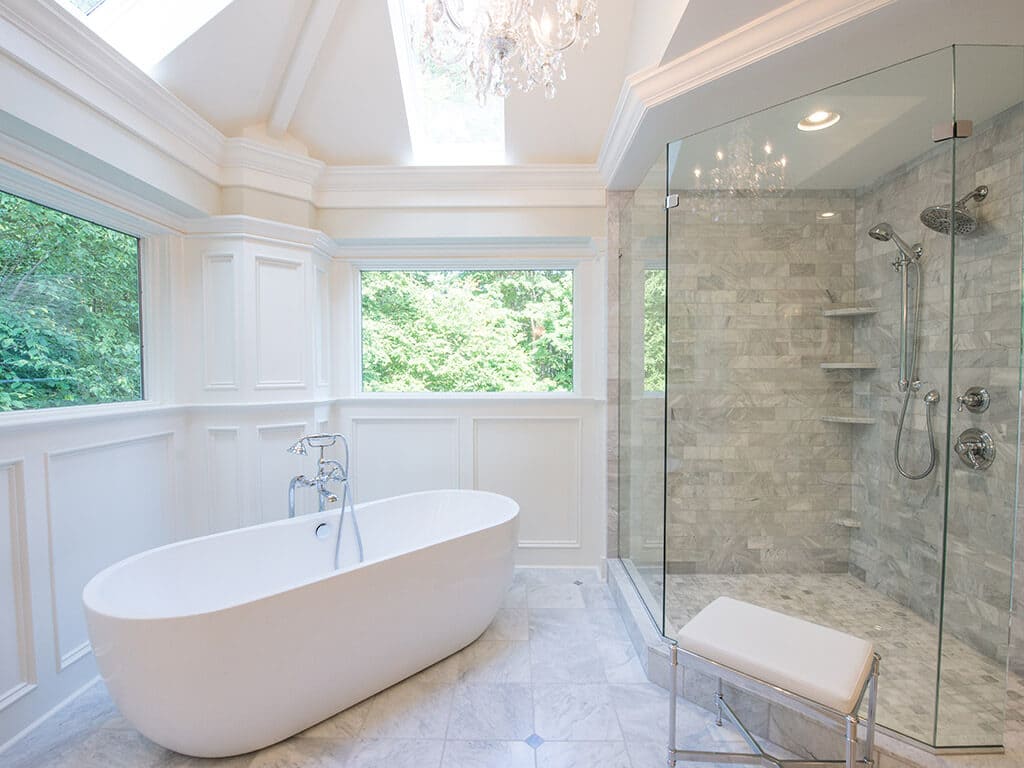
[57,0,234,73]
[65,0,107,15]
[387,0,506,165]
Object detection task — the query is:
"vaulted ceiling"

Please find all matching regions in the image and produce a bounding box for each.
[44,0,1024,191]
[62,0,805,169]
[148,0,646,167]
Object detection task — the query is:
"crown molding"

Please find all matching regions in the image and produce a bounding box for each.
[0,0,225,183]
[184,214,338,257]
[333,235,599,262]
[597,0,897,185]
[316,164,606,209]
[221,138,326,201]
[0,130,188,235]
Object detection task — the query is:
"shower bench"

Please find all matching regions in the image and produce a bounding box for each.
[668,597,880,768]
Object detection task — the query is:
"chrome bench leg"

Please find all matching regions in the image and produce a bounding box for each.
[845,715,858,768]
[716,677,724,727]
[668,644,678,767]
[864,655,879,766]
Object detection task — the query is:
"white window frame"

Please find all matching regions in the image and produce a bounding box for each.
[0,159,174,426]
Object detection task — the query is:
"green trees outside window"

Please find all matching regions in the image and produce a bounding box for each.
[361,269,573,393]
[644,269,666,392]
[0,190,142,411]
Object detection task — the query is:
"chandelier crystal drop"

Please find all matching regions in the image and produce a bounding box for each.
[419,0,599,102]
[693,129,787,196]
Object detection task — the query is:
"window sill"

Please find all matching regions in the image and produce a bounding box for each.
[0,400,181,431]
[338,393,606,405]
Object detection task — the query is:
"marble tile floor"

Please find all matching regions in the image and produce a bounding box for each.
[2,567,787,768]
[654,572,1024,748]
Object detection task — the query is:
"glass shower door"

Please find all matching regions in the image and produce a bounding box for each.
[935,43,1024,749]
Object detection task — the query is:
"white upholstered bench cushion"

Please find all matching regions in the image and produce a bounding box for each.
[676,596,875,714]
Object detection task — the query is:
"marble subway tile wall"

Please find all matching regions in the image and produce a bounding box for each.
[851,105,1024,678]
[661,188,858,574]
[607,190,629,558]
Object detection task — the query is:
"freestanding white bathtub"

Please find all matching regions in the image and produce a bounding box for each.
[82,489,519,757]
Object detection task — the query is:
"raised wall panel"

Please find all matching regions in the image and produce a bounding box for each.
[206,428,241,534]
[352,419,458,503]
[474,418,581,548]
[257,423,310,523]
[314,266,330,387]
[0,461,34,711]
[46,434,173,671]
[202,252,238,389]
[255,255,305,388]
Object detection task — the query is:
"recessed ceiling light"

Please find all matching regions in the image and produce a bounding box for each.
[798,110,841,131]
[818,211,836,219]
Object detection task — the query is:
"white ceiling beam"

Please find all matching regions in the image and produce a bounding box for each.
[267,0,344,138]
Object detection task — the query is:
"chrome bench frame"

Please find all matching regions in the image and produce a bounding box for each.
[668,643,880,768]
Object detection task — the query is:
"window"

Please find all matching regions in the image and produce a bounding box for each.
[64,0,107,14]
[57,0,235,73]
[0,190,143,412]
[360,269,573,393]
[387,0,506,164]
[644,268,666,392]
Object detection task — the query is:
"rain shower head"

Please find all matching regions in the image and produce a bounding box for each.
[920,185,988,235]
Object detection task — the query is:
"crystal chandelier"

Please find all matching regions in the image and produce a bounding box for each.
[419,0,600,102]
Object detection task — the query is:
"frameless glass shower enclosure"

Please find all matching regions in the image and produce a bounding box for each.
[617,45,1024,750]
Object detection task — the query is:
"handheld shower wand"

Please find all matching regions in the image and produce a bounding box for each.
[868,224,923,392]
[868,223,939,480]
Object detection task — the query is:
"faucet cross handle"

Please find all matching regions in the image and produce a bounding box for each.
[955,386,989,414]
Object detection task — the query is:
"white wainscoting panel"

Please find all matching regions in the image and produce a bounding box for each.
[201,252,238,389]
[0,461,34,711]
[256,422,311,523]
[473,418,582,548]
[351,419,459,503]
[206,428,242,534]
[314,266,330,387]
[45,433,173,672]
[255,255,305,389]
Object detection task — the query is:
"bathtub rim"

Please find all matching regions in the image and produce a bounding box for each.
[82,488,519,623]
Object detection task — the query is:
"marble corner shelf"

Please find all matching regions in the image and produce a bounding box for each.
[821,413,877,425]
[822,305,878,318]
[819,361,878,370]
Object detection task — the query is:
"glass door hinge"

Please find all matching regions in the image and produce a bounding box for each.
[665,194,679,210]
[932,120,973,142]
